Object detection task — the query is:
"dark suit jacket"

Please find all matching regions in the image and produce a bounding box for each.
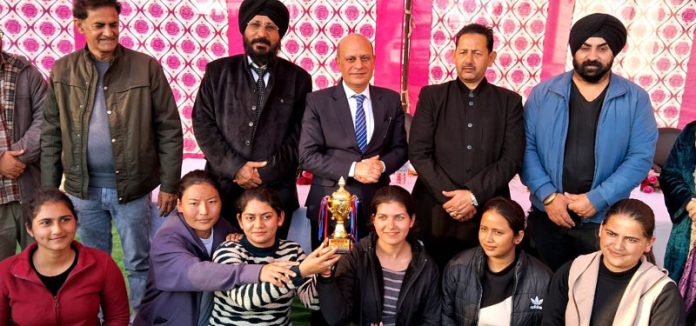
[409,78,524,243]
[192,55,312,222]
[299,83,408,231]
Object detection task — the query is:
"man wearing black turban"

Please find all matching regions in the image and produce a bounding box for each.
[193,0,312,238]
[522,13,657,272]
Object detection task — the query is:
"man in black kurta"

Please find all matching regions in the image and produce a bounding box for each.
[192,0,312,236]
[409,24,525,267]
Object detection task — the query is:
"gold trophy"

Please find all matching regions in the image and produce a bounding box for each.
[325,177,356,254]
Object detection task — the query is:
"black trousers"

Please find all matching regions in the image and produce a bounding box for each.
[527,207,600,271]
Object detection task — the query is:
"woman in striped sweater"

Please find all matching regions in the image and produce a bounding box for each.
[210,188,340,325]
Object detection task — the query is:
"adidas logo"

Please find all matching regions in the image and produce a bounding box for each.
[530,296,543,310]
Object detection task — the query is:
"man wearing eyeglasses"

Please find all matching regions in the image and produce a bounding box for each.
[192,0,312,237]
[0,30,47,261]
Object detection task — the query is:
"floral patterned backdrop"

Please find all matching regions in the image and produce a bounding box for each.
[570,0,696,128]
[0,0,385,158]
[425,0,549,99]
[1,0,696,158]
[410,0,696,127]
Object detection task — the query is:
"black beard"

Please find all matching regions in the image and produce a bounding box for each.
[243,37,279,66]
[573,58,613,83]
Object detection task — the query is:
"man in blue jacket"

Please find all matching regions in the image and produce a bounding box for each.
[522,13,657,271]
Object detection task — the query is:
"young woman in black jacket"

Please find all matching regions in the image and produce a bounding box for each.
[442,197,552,325]
[317,185,441,325]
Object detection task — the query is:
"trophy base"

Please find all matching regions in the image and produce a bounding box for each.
[328,238,352,254]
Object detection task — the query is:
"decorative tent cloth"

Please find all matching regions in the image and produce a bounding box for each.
[1,0,696,158]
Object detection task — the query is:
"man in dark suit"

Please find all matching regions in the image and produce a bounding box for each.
[409,23,525,267]
[192,0,312,237]
[299,34,408,249]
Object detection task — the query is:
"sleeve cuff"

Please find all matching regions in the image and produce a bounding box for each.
[587,189,609,214]
[290,265,304,286]
[536,183,558,203]
[470,192,479,207]
[349,162,357,178]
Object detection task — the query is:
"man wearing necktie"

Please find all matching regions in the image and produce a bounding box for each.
[192,0,312,236]
[299,34,408,250]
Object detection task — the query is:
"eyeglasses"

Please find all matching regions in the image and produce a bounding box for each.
[247,21,279,33]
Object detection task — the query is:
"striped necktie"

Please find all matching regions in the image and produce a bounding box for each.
[354,94,367,153]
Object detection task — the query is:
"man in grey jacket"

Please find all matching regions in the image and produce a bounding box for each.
[0,31,47,261]
[41,0,182,312]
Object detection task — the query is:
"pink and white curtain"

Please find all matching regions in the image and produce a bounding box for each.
[409,0,696,127]
[1,0,695,158]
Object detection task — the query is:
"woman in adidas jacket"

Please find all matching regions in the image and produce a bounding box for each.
[442,197,551,326]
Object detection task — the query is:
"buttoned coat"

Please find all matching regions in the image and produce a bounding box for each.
[409,79,524,252]
[192,55,312,225]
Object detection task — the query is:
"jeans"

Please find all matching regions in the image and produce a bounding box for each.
[527,207,600,271]
[69,187,150,311]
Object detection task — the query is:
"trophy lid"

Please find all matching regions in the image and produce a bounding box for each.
[331,177,351,201]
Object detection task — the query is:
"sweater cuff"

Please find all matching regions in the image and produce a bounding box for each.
[290,265,304,286]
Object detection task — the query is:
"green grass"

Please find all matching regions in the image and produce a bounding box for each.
[109,226,310,324]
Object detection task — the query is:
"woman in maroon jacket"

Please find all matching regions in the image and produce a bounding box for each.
[0,187,129,325]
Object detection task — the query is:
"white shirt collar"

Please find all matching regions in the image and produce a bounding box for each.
[342,81,371,101]
[247,56,266,70]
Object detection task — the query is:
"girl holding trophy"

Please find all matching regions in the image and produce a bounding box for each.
[317,185,441,325]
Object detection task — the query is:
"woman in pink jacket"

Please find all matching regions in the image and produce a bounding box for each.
[0,187,129,325]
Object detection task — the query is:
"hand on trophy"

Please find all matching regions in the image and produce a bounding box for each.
[354,155,383,184]
[299,239,341,277]
[259,260,298,288]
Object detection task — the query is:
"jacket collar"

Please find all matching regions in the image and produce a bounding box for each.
[362,231,428,268]
[176,213,231,258]
[10,241,92,282]
[330,80,388,154]
[0,51,26,70]
[473,246,526,280]
[80,43,124,65]
[455,77,490,96]
[548,70,629,102]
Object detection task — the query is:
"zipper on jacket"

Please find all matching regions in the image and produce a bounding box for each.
[54,296,61,326]
[367,242,384,323]
[395,252,426,323]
